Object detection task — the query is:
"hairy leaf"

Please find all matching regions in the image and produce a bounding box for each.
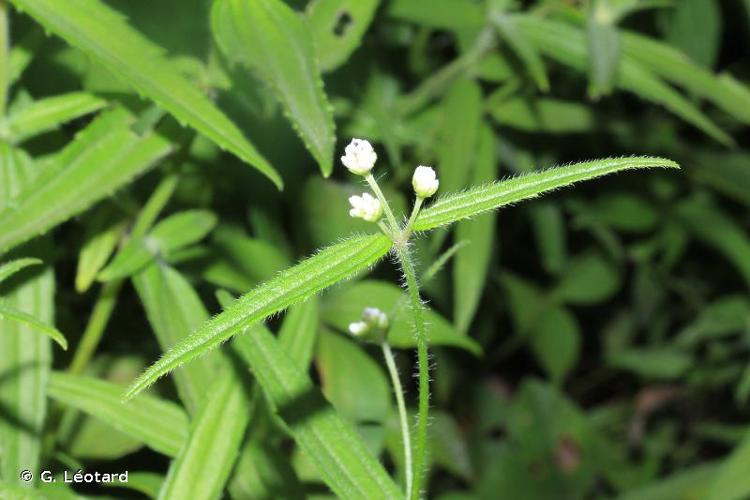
[0,304,67,350]
[0,257,41,283]
[0,108,172,255]
[125,234,392,400]
[47,372,189,457]
[3,92,106,142]
[9,0,281,187]
[414,156,678,231]
[212,0,335,176]
[158,368,250,500]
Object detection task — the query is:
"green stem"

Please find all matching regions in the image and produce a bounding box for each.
[403,197,424,239]
[67,280,122,374]
[365,173,400,233]
[381,341,413,496]
[394,244,429,500]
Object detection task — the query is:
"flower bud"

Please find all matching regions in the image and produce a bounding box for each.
[348,307,389,343]
[412,165,439,198]
[341,138,377,175]
[348,193,383,222]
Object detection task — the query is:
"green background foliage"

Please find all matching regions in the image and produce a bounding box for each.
[0,0,748,498]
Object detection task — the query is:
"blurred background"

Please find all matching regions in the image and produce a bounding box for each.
[2,0,750,498]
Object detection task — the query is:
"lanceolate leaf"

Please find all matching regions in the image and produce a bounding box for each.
[515,15,733,145]
[47,372,189,457]
[414,156,679,231]
[3,92,107,143]
[490,12,549,92]
[124,234,392,400]
[0,108,172,256]
[0,304,67,350]
[158,368,250,500]
[212,0,336,176]
[234,328,403,499]
[9,0,282,188]
[0,257,41,283]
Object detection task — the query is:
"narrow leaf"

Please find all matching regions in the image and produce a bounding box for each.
[3,92,106,142]
[0,257,41,283]
[0,304,67,350]
[158,367,250,500]
[234,328,403,498]
[587,3,620,98]
[212,0,335,176]
[490,12,549,91]
[75,207,126,292]
[47,372,189,457]
[278,297,320,369]
[0,108,172,255]
[10,0,282,186]
[706,430,750,500]
[125,233,392,400]
[414,156,679,231]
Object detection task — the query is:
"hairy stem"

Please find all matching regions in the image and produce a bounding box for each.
[403,197,424,240]
[365,173,400,233]
[394,244,429,499]
[381,341,413,496]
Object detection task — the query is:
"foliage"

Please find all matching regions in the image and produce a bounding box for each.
[0,0,748,498]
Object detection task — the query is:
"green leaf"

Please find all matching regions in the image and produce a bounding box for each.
[317,329,391,425]
[662,0,720,68]
[9,0,282,187]
[47,372,189,457]
[587,1,620,97]
[414,156,679,231]
[454,125,496,333]
[551,251,620,305]
[212,0,336,176]
[0,257,41,283]
[99,210,217,281]
[529,201,567,274]
[486,94,595,133]
[125,233,392,400]
[75,206,126,293]
[490,12,549,92]
[614,463,717,500]
[322,280,482,355]
[515,15,734,145]
[705,429,750,500]
[437,79,483,193]
[233,327,403,498]
[620,31,750,125]
[229,441,305,499]
[529,305,581,382]
[606,347,692,379]
[387,0,484,30]
[278,297,320,369]
[158,367,250,500]
[306,0,380,72]
[0,258,54,486]
[0,480,46,499]
[133,263,216,415]
[0,108,172,256]
[0,303,67,350]
[2,92,106,143]
[104,472,163,498]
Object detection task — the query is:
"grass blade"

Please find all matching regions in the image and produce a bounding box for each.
[158,366,250,500]
[0,304,67,350]
[0,108,172,255]
[212,0,336,176]
[414,156,679,231]
[234,327,403,498]
[47,372,189,457]
[3,91,106,143]
[9,0,282,187]
[0,257,41,283]
[125,233,392,401]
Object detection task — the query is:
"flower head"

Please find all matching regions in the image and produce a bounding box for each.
[348,192,383,222]
[348,307,389,342]
[341,138,377,175]
[412,165,439,198]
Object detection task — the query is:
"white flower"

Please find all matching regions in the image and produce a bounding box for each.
[348,321,368,336]
[341,138,377,175]
[412,165,439,198]
[348,307,389,342]
[348,193,383,222]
